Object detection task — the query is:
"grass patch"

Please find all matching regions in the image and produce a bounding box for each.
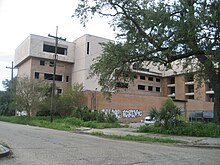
[90,131,183,144]
[138,122,220,137]
[0,116,121,131]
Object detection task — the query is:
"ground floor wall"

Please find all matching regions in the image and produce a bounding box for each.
[84,91,214,122]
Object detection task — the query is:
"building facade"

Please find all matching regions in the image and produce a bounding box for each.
[14,34,214,121]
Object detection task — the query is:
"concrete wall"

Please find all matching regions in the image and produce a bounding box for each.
[73,34,112,91]
[15,34,74,67]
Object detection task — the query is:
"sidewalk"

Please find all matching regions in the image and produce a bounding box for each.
[77,127,220,149]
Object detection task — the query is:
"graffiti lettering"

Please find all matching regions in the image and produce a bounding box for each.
[101,108,143,119]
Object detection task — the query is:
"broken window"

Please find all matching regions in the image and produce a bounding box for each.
[138,85,145,90]
[43,43,67,55]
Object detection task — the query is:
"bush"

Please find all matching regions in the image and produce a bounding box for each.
[150,98,182,128]
[72,107,118,123]
[138,122,220,137]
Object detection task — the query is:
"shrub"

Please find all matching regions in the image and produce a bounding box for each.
[138,122,220,137]
[150,98,182,128]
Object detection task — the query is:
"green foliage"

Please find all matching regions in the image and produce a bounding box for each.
[0,116,121,130]
[13,77,50,117]
[150,98,182,128]
[91,132,182,144]
[138,122,220,138]
[74,0,220,122]
[58,83,86,116]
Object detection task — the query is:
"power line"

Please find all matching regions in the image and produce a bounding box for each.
[48,26,66,123]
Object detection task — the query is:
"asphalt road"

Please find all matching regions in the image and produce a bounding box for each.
[0,121,219,165]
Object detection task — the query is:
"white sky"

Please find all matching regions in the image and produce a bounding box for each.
[0,0,116,91]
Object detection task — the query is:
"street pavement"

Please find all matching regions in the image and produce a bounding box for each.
[0,121,220,165]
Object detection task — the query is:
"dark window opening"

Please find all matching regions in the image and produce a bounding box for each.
[138,85,145,90]
[49,61,54,67]
[40,60,45,66]
[168,76,175,84]
[57,89,62,95]
[156,87,160,92]
[116,82,128,88]
[140,75,145,80]
[35,72,39,79]
[87,42,90,55]
[43,44,67,55]
[169,87,175,95]
[66,76,69,82]
[44,73,62,81]
[156,78,160,82]
[148,77,153,81]
[187,85,194,93]
[148,86,153,91]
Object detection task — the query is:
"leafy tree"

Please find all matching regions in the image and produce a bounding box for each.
[150,98,182,128]
[0,79,16,115]
[74,0,220,122]
[13,77,49,117]
[59,83,86,116]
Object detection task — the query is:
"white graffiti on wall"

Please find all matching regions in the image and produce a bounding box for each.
[101,108,143,119]
[101,109,122,119]
[122,109,143,118]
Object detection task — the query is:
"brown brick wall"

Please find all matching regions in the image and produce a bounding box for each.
[175,75,185,100]
[85,91,214,122]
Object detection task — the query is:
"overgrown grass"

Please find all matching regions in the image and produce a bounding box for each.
[91,131,184,144]
[0,116,121,131]
[138,122,220,137]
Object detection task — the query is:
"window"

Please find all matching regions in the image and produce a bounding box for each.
[148,86,153,91]
[40,60,45,66]
[35,72,39,79]
[168,76,175,84]
[148,77,153,81]
[187,85,194,93]
[57,89,62,95]
[66,76,69,82]
[87,42,90,55]
[140,75,145,80]
[43,43,67,55]
[138,85,145,90]
[156,87,161,92]
[44,73,63,81]
[49,61,54,67]
[156,78,160,82]
[169,87,175,94]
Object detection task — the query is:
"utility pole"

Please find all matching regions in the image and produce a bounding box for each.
[6,61,14,82]
[6,61,15,115]
[48,26,66,123]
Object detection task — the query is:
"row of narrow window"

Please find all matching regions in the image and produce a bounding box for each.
[139,75,160,82]
[43,44,67,55]
[138,85,160,92]
[34,72,69,82]
[115,82,161,92]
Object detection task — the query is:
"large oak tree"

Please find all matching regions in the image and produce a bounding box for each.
[74,0,220,122]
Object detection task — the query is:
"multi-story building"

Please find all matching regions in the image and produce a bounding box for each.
[14,34,214,121]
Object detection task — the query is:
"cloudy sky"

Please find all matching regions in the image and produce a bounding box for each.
[0,0,116,90]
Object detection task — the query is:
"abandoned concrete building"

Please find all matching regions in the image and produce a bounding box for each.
[14,34,214,121]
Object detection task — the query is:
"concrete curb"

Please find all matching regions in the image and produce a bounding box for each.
[0,145,10,158]
[77,128,220,149]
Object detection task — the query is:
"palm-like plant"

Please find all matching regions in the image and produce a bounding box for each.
[150,98,182,128]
